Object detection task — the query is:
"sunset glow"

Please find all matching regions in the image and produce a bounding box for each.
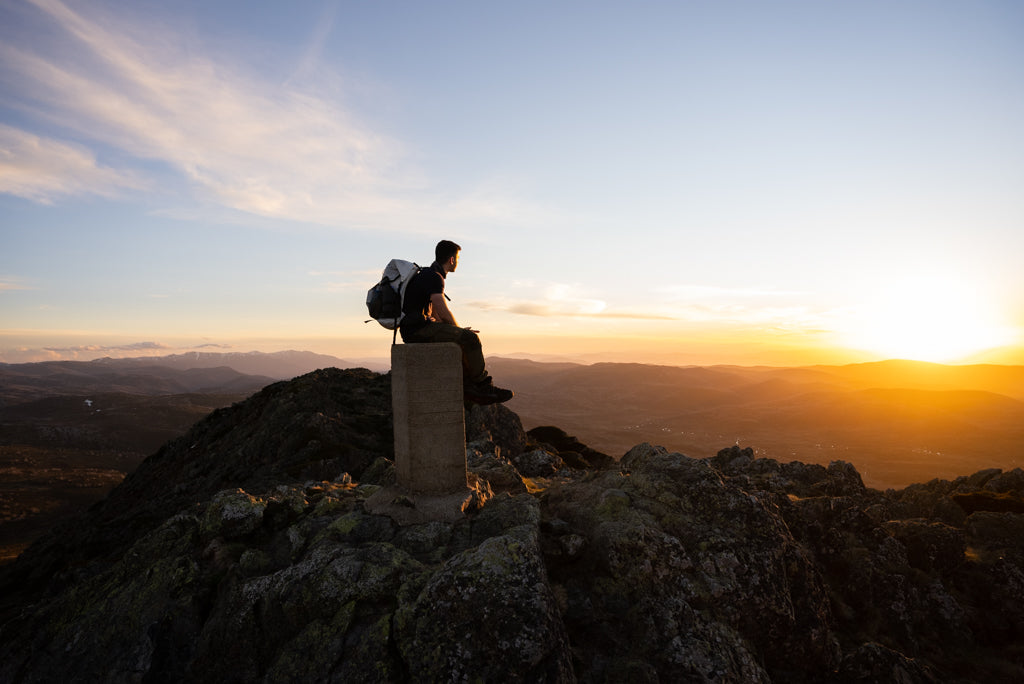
[1,1,1023,367]
[840,276,1016,363]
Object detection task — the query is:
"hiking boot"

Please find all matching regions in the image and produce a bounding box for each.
[464,380,514,405]
[490,385,514,403]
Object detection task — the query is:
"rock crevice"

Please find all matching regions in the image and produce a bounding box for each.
[1,369,1021,683]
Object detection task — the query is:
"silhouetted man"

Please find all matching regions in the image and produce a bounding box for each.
[400,240,513,405]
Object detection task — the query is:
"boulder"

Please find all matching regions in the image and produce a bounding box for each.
[952,490,1024,515]
[4,370,1024,683]
[881,519,965,573]
[527,425,616,469]
[465,403,528,458]
[513,448,566,477]
[835,642,939,684]
[543,443,839,681]
[466,442,528,494]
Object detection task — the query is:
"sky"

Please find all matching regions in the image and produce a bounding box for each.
[2,0,1023,367]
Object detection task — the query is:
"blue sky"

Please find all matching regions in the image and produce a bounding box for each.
[2,0,1023,366]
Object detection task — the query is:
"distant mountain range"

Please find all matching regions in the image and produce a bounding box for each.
[89,349,360,378]
[2,367,1022,681]
[0,350,354,562]
[2,352,1022,564]
[0,350,358,404]
[490,357,1024,490]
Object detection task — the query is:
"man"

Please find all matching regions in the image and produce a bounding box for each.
[400,240,514,405]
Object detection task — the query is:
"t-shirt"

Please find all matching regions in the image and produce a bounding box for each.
[400,262,446,333]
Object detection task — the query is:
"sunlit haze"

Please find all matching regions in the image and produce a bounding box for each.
[2,0,1023,367]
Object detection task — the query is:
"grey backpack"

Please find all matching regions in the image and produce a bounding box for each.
[366,259,420,341]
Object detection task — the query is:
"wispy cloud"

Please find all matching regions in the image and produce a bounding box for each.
[308,268,380,294]
[468,282,675,320]
[43,341,170,354]
[0,0,478,228]
[657,283,838,330]
[658,284,807,300]
[0,124,143,202]
[0,340,239,363]
[0,276,32,292]
[469,280,836,327]
[287,0,339,85]
[475,301,677,320]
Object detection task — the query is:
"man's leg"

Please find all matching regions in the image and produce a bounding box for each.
[401,323,512,404]
[402,323,488,384]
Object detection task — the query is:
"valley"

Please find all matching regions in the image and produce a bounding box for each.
[0,351,350,562]
[2,351,1022,564]
[492,358,1024,490]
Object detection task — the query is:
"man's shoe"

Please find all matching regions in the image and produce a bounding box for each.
[490,386,514,403]
[464,381,514,405]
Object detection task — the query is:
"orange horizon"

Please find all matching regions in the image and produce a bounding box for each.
[3,329,1023,368]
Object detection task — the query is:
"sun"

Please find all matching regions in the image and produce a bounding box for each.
[840,275,1014,363]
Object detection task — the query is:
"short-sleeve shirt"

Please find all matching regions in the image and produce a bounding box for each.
[400,262,446,333]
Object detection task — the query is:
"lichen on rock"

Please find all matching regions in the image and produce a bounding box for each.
[2,368,1023,683]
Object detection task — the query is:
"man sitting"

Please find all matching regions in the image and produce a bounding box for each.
[399,240,513,405]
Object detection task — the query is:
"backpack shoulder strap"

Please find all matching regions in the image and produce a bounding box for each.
[392,263,422,346]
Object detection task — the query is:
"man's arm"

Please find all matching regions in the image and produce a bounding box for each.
[429,292,458,326]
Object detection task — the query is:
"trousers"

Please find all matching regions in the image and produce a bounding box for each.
[399,322,488,384]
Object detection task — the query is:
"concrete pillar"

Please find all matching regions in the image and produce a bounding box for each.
[391,343,467,494]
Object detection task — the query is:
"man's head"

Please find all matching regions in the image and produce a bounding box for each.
[435,240,461,273]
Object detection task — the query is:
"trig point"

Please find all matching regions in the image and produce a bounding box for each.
[390,342,468,494]
[366,343,484,524]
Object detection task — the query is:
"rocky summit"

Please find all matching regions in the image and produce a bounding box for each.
[1,368,1022,683]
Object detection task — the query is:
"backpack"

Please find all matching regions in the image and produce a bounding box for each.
[365,259,420,342]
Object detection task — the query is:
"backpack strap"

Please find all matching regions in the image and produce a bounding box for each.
[393,264,423,347]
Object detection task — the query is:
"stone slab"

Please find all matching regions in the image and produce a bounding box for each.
[391,343,467,495]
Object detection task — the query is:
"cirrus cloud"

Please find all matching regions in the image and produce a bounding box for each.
[0,275,33,292]
[0,0,504,231]
[0,123,144,202]
[468,282,675,320]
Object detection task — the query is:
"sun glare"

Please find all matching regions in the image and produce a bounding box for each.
[841,275,1014,363]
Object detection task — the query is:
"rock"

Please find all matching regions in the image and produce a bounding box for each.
[620,441,669,468]
[358,456,395,486]
[4,370,1024,683]
[983,467,1024,495]
[822,460,867,497]
[965,511,1024,564]
[394,509,574,682]
[709,447,865,499]
[835,642,939,683]
[884,479,968,527]
[467,445,528,494]
[560,533,586,559]
[952,490,1024,514]
[201,488,267,539]
[710,444,755,470]
[527,425,574,445]
[513,448,565,477]
[0,367,394,621]
[542,446,839,681]
[527,425,616,469]
[882,519,965,573]
[466,403,528,458]
[958,468,1003,491]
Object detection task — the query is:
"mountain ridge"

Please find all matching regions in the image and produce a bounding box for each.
[3,353,1022,565]
[87,349,358,378]
[488,357,1024,489]
[1,367,1022,682]
[0,350,357,402]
